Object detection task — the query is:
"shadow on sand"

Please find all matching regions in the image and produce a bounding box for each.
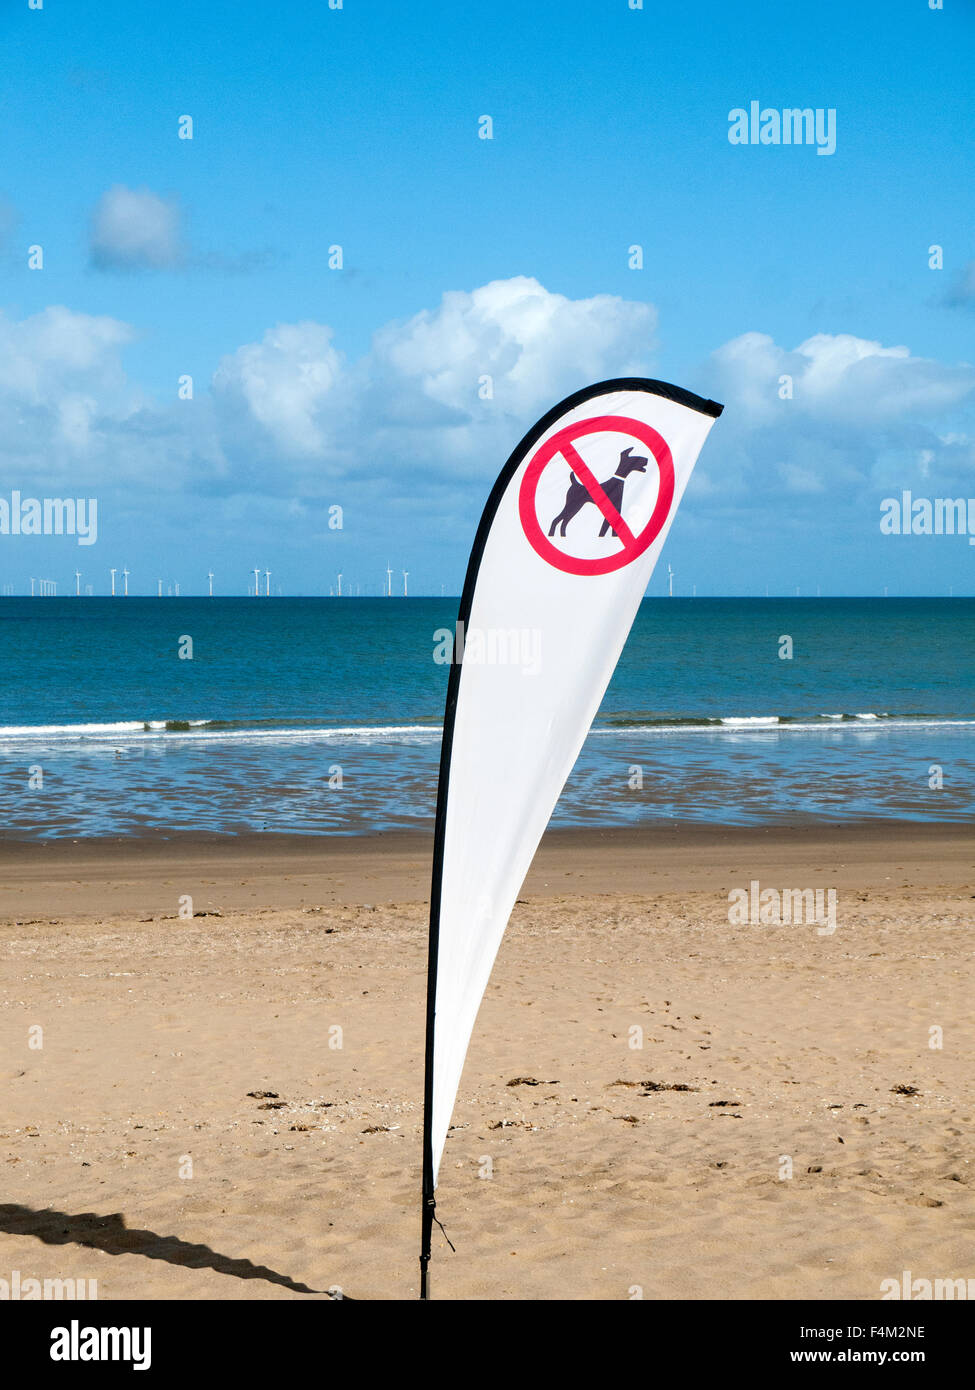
[0,1203,347,1297]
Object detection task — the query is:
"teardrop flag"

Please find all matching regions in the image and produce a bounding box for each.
[420,377,723,1297]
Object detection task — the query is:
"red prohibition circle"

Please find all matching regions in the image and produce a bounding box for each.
[518,414,675,576]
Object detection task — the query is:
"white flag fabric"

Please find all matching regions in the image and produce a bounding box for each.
[426,378,722,1185]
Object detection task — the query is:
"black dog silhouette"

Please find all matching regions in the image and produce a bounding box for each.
[548,447,649,539]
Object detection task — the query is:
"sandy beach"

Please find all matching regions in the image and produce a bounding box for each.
[1,822,972,1301]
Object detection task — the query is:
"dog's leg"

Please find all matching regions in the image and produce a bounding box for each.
[560,499,585,536]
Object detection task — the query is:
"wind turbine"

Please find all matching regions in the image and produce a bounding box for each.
[207,571,214,597]
[110,567,117,597]
[667,564,675,598]
[403,570,409,598]
[30,578,35,597]
[75,570,81,597]
[122,567,130,597]
[253,567,260,597]
[157,579,163,597]
[264,569,271,597]
[337,573,342,597]
[386,563,393,597]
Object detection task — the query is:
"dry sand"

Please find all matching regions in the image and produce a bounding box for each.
[1,823,972,1301]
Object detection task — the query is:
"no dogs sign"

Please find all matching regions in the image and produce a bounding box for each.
[518,414,675,576]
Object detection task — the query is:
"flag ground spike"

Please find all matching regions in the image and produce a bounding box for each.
[419,1197,433,1300]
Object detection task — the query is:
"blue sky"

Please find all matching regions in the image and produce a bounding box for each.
[1,0,973,595]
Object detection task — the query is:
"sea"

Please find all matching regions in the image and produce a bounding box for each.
[1,597,972,839]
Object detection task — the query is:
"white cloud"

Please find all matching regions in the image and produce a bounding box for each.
[355,277,656,480]
[699,329,975,506]
[709,330,975,426]
[0,275,645,502]
[208,277,656,484]
[777,461,826,494]
[3,286,972,538]
[212,322,344,458]
[0,305,227,492]
[0,306,137,469]
[370,275,654,418]
[0,305,133,401]
[89,185,183,270]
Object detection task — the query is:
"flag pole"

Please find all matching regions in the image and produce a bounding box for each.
[420,522,493,1296]
[419,619,463,1300]
[419,875,439,1301]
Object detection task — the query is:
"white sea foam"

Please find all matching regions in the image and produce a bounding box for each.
[0,721,440,745]
[0,721,147,737]
[591,717,975,736]
[0,715,971,747]
[719,716,780,726]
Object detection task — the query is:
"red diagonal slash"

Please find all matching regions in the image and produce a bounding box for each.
[558,440,636,547]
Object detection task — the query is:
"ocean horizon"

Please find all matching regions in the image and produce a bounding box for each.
[2,595,972,839]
